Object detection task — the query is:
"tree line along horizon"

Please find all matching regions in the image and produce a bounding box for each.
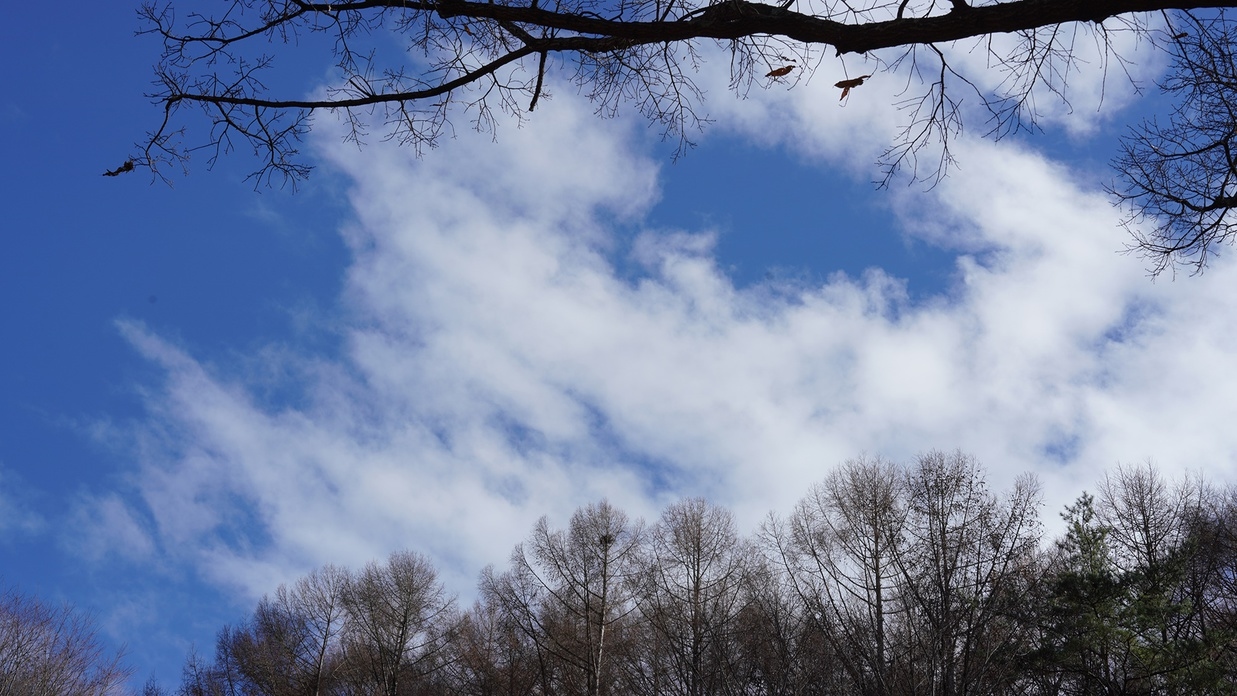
[4,450,1236,695]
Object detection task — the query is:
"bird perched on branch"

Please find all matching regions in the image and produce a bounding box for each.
[835,75,872,100]
[103,160,135,177]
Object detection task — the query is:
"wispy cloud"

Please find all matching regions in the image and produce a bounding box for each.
[81,54,1237,605]
[0,464,43,539]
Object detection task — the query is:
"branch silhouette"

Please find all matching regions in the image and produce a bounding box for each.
[128,0,1237,273]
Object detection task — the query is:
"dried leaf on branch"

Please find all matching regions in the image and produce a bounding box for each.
[835,75,872,100]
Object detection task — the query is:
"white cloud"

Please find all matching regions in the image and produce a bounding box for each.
[85,52,1237,606]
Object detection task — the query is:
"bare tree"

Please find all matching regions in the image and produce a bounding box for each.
[635,498,751,696]
[176,564,351,696]
[340,550,457,696]
[285,564,350,696]
[226,601,313,696]
[448,597,541,696]
[1094,461,1201,575]
[1113,11,1237,275]
[774,455,906,695]
[127,0,1237,271]
[893,450,1042,696]
[481,500,644,696]
[769,452,1042,696]
[174,649,223,696]
[0,588,133,696]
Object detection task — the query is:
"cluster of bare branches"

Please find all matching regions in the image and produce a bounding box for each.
[176,552,455,696]
[128,0,1237,273]
[0,588,136,696]
[164,453,1237,695]
[1114,10,1237,274]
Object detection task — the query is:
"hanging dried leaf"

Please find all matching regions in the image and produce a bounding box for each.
[766,65,796,78]
[835,74,872,100]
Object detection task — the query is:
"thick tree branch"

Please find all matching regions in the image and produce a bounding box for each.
[267,0,1237,54]
[429,0,1237,52]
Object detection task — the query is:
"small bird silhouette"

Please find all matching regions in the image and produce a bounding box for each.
[103,160,135,177]
[766,65,796,78]
[835,74,872,100]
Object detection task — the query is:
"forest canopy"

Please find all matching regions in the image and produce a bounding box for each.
[164,452,1237,695]
[129,0,1237,274]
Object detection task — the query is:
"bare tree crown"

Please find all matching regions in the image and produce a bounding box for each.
[132,0,1237,273]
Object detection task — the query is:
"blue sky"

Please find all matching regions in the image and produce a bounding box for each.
[3,1,1237,690]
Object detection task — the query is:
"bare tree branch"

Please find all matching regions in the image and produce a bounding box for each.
[1113,10,1237,275]
[128,0,1237,273]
